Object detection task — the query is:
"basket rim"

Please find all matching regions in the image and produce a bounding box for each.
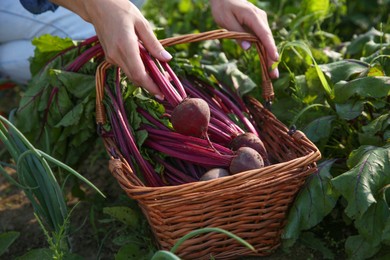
[106,131,321,199]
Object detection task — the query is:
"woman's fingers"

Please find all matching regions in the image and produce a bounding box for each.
[86,0,170,98]
[210,0,279,79]
[135,16,173,62]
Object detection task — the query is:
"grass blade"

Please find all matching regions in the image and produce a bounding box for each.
[170,227,255,254]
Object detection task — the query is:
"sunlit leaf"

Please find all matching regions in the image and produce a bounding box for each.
[30,35,75,76]
[367,64,385,77]
[278,41,333,97]
[178,0,191,13]
[303,0,330,20]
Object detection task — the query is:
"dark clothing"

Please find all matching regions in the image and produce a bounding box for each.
[19,0,58,14]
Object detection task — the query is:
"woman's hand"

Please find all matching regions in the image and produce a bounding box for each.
[210,0,279,79]
[51,0,171,99]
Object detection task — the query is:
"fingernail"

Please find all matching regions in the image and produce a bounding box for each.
[274,68,279,78]
[155,94,165,101]
[275,52,280,60]
[241,41,251,50]
[160,50,172,60]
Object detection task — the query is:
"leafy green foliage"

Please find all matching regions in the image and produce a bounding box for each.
[332,144,390,259]
[0,231,20,256]
[2,0,389,258]
[0,116,104,258]
[333,144,390,217]
[30,35,76,76]
[15,248,54,260]
[283,160,340,247]
[14,37,100,168]
[103,207,140,228]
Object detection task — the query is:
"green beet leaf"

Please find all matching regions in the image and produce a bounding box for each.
[0,231,20,256]
[14,34,100,167]
[332,144,390,219]
[319,59,368,84]
[361,114,390,138]
[203,61,257,96]
[115,243,154,260]
[303,115,336,142]
[52,70,96,99]
[333,76,390,103]
[30,34,76,76]
[359,114,390,146]
[346,28,384,56]
[335,100,365,120]
[299,232,335,259]
[354,199,390,245]
[15,248,54,260]
[381,214,390,245]
[103,206,140,228]
[282,160,339,246]
[345,235,382,260]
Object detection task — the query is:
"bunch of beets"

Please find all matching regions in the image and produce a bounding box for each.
[101,43,270,187]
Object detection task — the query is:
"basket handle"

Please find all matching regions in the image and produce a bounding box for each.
[159,29,274,101]
[96,60,112,127]
[96,29,274,126]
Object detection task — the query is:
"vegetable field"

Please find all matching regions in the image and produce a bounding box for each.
[1,0,389,259]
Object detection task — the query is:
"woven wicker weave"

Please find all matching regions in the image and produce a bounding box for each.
[95,30,321,259]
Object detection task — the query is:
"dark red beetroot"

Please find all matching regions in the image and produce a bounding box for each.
[200,168,230,181]
[171,98,210,138]
[229,132,269,165]
[229,147,264,175]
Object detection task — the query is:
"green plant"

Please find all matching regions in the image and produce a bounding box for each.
[151,227,255,260]
[0,115,105,257]
[143,1,389,258]
[273,25,390,260]
[0,231,20,257]
[3,0,389,258]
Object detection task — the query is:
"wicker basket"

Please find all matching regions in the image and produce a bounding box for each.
[95,30,321,259]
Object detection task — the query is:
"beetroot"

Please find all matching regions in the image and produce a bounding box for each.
[229,147,264,175]
[200,168,230,181]
[171,98,210,138]
[229,132,269,165]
